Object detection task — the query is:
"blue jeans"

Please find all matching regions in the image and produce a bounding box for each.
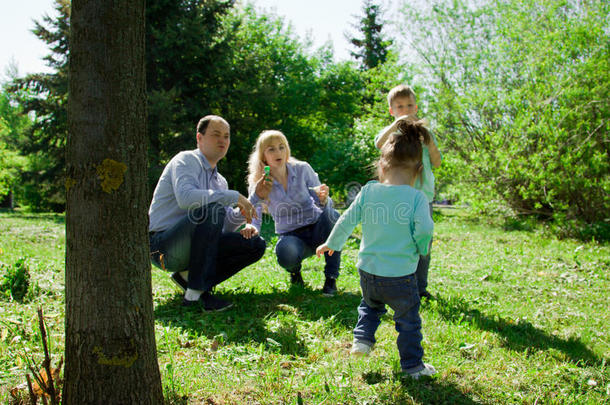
[415,203,433,294]
[353,269,424,373]
[149,203,266,291]
[275,205,341,279]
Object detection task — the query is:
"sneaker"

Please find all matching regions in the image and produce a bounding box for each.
[322,277,337,297]
[182,291,233,312]
[170,272,187,292]
[403,363,437,379]
[419,291,434,300]
[290,271,304,286]
[350,340,372,356]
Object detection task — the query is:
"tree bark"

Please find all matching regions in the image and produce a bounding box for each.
[64,0,163,403]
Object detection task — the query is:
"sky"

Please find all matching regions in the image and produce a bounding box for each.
[0,0,391,80]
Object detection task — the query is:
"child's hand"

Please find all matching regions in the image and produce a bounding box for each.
[312,184,329,205]
[316,244,334,257]
[394,114,415,125]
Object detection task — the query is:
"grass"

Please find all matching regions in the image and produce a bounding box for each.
[0,208,608,404]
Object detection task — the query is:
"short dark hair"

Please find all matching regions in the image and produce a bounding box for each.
[197,115,229,135]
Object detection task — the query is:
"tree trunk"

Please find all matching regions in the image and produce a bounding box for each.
[64,0,163,403]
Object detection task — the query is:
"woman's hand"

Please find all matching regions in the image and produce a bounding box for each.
[240,224,259,239]
[255,173,273,200]
[316,244,334,257]
[312,184,329,206]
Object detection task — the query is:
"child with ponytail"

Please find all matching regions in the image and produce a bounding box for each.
[316,120,436,379]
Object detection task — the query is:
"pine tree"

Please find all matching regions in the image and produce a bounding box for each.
[348,0,392,70]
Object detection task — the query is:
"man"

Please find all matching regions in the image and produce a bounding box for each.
[149,115,266,311]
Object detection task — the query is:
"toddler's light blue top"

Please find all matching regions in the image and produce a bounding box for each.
[325,181,433,277]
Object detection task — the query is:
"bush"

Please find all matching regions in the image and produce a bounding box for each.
[0,257,31,302]
[397,0,610,237]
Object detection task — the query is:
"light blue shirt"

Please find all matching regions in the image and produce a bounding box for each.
[325,181,433,277]
[375,128,440,202]
[249,160,332,234]
[148,149,245,233]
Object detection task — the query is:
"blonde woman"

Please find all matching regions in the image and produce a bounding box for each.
[248,130,341,296]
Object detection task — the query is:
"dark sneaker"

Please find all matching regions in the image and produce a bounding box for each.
[290,271,304,286]
[170,272,187,292]
[182,292,233,312]
[322,277,337,297]
[419,291,434,300]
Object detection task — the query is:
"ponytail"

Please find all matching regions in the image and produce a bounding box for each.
[377,120,429,180]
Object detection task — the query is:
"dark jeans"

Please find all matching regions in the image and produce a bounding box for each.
[149,203,266,292]
[353,269,424,373]
[415,203,433,294]
[275,205,341,279]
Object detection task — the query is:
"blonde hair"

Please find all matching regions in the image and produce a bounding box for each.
[247,130,295,187]
[387,84,416,108]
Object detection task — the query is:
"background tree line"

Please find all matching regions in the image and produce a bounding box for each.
[1,0,400,212]
[1,0,608,240]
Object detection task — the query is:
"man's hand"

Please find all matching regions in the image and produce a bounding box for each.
[311,184,329,206]
[240,223,259,239]
[237,194,258,223]
[316,244,334,257]
[255,173,273,200]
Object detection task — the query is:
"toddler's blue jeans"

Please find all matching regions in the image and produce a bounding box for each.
[353,269,425,373]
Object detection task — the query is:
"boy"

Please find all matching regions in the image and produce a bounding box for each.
[375,85,441,299]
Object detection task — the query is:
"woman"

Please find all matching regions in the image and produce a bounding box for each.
[248,130,341,296]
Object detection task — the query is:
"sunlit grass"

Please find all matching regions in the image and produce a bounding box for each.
[0,208,608,404]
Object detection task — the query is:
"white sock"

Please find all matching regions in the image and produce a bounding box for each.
[184,288,204,301]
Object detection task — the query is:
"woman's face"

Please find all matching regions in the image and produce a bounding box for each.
[263,139,288,169]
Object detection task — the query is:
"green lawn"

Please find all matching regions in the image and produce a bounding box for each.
[0,209,608,404]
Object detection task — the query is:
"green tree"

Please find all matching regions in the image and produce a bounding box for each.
[397,0,609,237]
[0,87,30,207]
[7,0,69,211]
[348,0,392,70]
[202,5,370,195]
[145,0,236,188]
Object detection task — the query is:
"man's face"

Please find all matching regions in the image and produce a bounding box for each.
[389,96,418,118]
[197,119,230,163]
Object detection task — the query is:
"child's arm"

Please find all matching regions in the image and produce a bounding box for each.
[426,134,442,168]
[316,187,365,255]
[374,115,412,149]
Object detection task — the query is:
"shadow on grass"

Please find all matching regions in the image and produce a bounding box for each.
[396,376,481,405]
[431,294,603,367]
[0,209,65,224]
[154,286,362,357]
[357,370,480,404]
